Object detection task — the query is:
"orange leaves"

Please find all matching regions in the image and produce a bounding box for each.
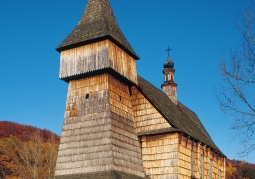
[0,137,21,178]
[226,159,255,179]
[0,122,59,179]
[0,121,60,143]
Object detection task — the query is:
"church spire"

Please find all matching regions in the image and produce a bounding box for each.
[56,0,139,60]
[161,47,178,104]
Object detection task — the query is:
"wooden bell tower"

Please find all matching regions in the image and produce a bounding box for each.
[54,0,146,178]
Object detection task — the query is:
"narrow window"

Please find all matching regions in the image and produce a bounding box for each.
[200,155,204,179]
[119,95,122,101]
[209,159,213,179]
[85,94,89,99]
[191,151,195,177]
[218,169,221,179]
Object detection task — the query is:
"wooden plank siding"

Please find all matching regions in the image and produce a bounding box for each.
[59,39,137,84]
[55,71,226,179]
[178,135,197,179]
[178,135,225,179]
[55,74,145,177]
[141,133,179,179]
[131,86,171,134]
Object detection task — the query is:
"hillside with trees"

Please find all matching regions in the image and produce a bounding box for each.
[0,121,255,179]
[226,159,255,179]
[0,121,59,143]
[0,121,59,179]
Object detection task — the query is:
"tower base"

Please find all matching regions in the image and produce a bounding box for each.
[53,170,150,179]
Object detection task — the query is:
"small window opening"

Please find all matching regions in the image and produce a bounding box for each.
[209,159,213,179]
[119,95,122,101]
[167,74,170,81]
[85,94,90,99]
[191,151,195,177]
[218,169,221,179]
[200,155,204,179]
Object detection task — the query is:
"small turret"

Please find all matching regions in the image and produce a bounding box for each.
[161,47,177,104]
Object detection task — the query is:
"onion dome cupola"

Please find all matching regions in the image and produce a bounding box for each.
[161,47,178,105]
[164,56,174,69]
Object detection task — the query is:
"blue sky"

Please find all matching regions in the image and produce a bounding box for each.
[1,0,254,163]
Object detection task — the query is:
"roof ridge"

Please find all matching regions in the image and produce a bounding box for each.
[137,75,225,156]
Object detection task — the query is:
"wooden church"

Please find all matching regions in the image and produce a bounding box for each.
[53,0,226,178]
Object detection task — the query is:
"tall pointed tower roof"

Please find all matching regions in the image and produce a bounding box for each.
[56,0,139,60]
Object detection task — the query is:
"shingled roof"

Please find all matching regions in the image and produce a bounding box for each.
[137,76,225,156]
[56,0,139,60]
[53,170,150,179]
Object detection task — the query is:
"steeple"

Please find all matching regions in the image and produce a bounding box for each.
[161,48,178,104]
[54,1,146,178]
[56,0,138,60]
[58,0,139,84]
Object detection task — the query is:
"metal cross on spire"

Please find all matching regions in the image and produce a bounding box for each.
[165,46,172,57]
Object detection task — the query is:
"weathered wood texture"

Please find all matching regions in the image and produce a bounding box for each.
[162,69,177,105]
[107,74,144,176]
[55,73,145,177]
[141,133,179,179]
[131,86,171,133]
[59,40,137,84]
[162,84,177,105]
[178,135,225,179]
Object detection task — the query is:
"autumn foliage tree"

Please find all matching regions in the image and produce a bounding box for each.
[19,132,43,179]
[217,6,255,156]
[0,137,21,178]
[226,159,255,179]
[0,121,59,179]
[43,136,58,178]
[0,121,59,142]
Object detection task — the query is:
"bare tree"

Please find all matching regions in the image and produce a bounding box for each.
[17,132,59,179]
[20,132,43,179]
[217,6,255,156]
[43,135,58,179]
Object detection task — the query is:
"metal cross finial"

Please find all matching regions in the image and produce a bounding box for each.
[165,46,172,57]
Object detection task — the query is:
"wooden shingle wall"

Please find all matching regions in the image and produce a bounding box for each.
[107,74,145,177]
[131,86,171,134]
[59,40,137,84]
[178,135,197,179]
[178,135,225,179]
[204,148,226,179]
[55,74,111,176]
[141,133,179,179]
[162,84,177,105]
[55,74,145,177]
